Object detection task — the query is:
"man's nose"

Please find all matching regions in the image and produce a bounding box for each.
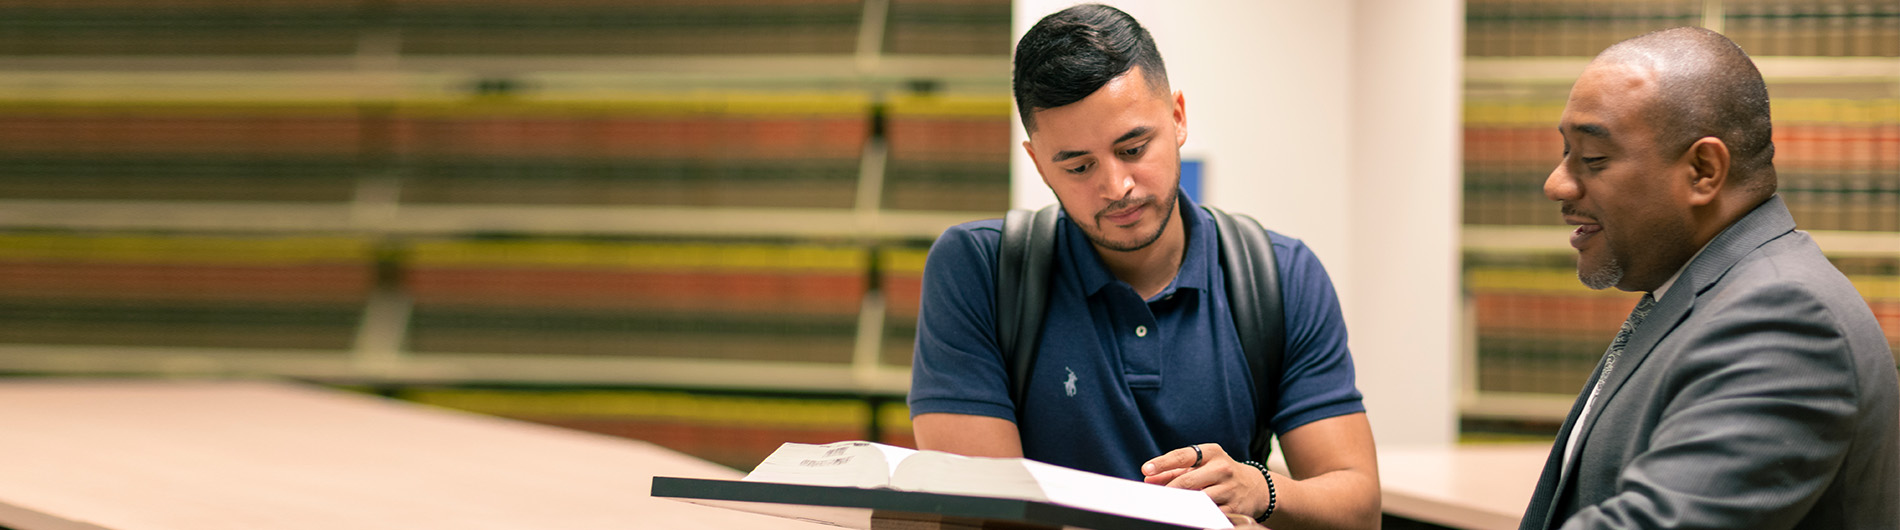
[1097,159,1134,200]
[1544,163,1577,202]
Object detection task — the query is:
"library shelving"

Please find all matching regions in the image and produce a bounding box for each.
[0,0,1013,470]
[1462,0,1900,423]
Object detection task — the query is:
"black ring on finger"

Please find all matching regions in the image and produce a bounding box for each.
[1190,444,1203,467]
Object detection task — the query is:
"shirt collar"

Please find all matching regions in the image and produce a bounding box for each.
[1059,189,1213,299]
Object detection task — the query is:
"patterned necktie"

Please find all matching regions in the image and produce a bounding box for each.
[1596,293,1658,389]
[1563,293,1657,477]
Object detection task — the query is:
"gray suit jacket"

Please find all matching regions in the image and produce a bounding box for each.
[1520,196,1900,530]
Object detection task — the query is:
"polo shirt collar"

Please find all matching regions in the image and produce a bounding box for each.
[1058,189,1213,300]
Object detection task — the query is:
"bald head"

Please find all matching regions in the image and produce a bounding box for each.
[1594,27,1776,197]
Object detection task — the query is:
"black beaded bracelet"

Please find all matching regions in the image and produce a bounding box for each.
[1242,460,1277,522]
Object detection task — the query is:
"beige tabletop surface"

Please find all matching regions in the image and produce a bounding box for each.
[0,379,832,530]
[1376,443,1550,530]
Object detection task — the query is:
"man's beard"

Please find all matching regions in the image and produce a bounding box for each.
[1085,188,1178,253]
[1579,253,1623,290]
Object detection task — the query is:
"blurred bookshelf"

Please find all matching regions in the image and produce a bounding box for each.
[1462,0,1900,425]
[0,0,1011,469]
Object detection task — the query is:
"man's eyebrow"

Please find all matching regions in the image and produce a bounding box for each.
[1114,126,1153,145]
[1050,126,1155,163]
[1566,123,1611,140]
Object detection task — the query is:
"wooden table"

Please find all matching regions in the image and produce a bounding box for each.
[0,379,832,530]
[1377,443,1549,530]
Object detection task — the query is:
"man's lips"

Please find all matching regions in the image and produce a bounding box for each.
[1100,203,1146,225]
[1568,219,1602,250]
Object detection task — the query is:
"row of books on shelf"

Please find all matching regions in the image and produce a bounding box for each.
[0,233,376,350]
[0,0,1004,56]
[404,238,870,361]
[0,95,1012,211]
[396,386,914,471]
[392,1,862,56]
[1466,0,1900,57]
[883,0,1011,56]
[1466,258,1900,396]
[884,96,1012,212]
[0,232,942,364]
[1466,0,1703,58]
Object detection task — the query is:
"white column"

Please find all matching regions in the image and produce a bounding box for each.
[1346,0,1464,448]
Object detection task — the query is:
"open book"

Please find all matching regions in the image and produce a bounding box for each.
[734,440,1234,529]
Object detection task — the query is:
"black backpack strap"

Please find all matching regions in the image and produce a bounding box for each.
[1206,205,1285,462]
[997,204,1062,413]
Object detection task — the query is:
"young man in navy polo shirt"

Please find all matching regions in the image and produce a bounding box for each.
[906,4,1380,528]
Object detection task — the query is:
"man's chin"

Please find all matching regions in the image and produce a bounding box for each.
[1577,259,1623,291]
[1090,225,1165,253]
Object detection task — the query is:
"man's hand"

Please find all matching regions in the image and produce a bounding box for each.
[1140,414,1381,530]
[1141,443,1272,520]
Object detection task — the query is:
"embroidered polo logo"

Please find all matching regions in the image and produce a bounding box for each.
[1063,367,1078,397]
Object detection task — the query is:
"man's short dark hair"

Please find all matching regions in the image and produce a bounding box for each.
[1012,4,1169,133]
[1599,27,1777,196]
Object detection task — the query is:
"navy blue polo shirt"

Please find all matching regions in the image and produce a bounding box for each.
[907,193,1364,480]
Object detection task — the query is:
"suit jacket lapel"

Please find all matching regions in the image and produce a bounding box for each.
[1524,365,1602,530]
[1578,289,1691,437]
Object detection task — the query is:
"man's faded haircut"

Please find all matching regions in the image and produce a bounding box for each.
[1598,27,1777,195]
[1012,3,1169,134]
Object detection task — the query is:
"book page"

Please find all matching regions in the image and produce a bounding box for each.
[866,442,919,478]
[887,451,1048,502]
[1020,459,1234,530]
[743,441,911,489]
[890,451,1232,530]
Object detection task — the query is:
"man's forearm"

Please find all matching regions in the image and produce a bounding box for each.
[1271,412,1382,529]
[911,412,1024,458]
[1261,466,1381,530]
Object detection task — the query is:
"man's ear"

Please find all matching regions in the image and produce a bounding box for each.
[1684,136,1729,207]
[1172,90,1187,147]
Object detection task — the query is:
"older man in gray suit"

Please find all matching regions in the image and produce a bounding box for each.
[1519,27,1900,529]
